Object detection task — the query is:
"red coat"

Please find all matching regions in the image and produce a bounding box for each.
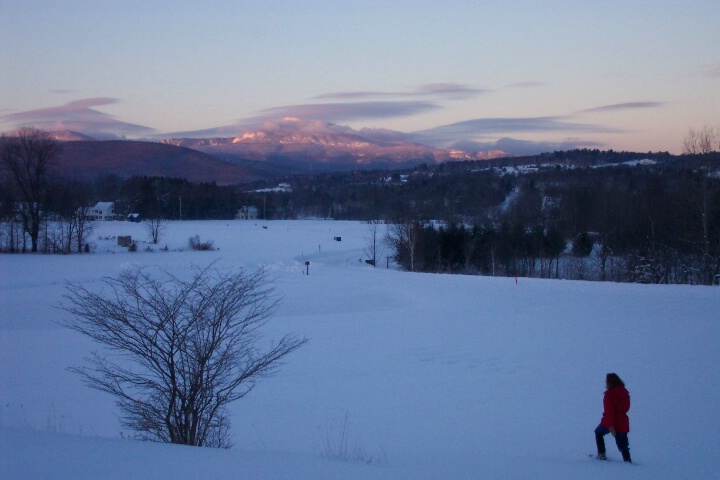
[600,386,630,433]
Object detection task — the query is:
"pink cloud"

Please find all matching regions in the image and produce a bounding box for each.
[65,97,120,108]
[580,102,665,113]
[313,83,486,101]
[158,101,439,139]
[411,116,622,147]
[1,98,154,139]
[257,100,440,123]
[258,117,352,134]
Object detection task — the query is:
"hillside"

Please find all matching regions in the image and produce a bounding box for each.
[54,140,264,185]
[1,220,718,480]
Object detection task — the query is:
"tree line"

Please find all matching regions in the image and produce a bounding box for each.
[2,127,719,284]
[377,130,719,285]
[260,134,719,285]
[384,162,720,285]
[0,128,254,253]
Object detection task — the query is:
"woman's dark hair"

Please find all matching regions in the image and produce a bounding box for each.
[606,373,625,388]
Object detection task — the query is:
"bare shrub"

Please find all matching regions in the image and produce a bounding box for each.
[60,264,307,448]
[321,411,389,466]
[189,235,214,251]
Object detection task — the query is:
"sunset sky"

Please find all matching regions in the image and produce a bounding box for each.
[1,1,719,154]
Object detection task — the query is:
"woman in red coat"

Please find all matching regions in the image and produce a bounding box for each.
[595,373,632,463]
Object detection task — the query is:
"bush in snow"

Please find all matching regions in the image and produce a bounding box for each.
[60,264,307,448]
[189,235,214,251]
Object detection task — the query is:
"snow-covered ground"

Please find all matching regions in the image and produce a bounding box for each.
[1,220,719,479]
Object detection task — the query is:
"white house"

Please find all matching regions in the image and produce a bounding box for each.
[236,206,259,220]
[87,202,116,221]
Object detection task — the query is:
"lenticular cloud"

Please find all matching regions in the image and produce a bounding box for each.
[0,98,155,139]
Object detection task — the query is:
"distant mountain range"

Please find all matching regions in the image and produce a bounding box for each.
[44,119,509,184]
[160,118,507,171]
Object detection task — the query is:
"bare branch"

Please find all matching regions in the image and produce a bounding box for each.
[363,221,386,267]
[59,265,307,447]
[1,127,61,252]
[683,125,717,155]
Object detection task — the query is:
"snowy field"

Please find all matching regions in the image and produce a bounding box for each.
[1,220,719,480]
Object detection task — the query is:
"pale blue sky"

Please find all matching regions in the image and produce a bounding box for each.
[1,0,719,153]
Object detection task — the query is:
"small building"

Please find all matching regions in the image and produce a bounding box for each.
[236,206,259,220]
[118,236,133,247]
[87,202,116,221]
[127,213,142,223]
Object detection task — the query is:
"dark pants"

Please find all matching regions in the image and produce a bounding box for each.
[595,425,631,462]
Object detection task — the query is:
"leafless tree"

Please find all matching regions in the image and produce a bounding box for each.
[47,215,76,254]
[683,125,717,155]
[363,220,386,267]
[68,181,94,253]
[387,219,423,272]
[60,264,307,448]
[74,204,93,253]
[0,178,22,252]
[0,127,61,252]
[460,226,477,272]
[683,125,719,284]
[46,213,93,254]
[41,179,94,254]
[146,217,165,244]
